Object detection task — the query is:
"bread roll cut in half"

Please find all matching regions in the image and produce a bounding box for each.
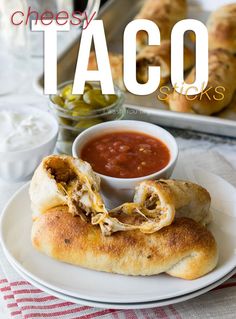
[31,206,218,279]
[168,49,236,115]
[109,179,211,234]
[135,0,187,50]
[136,41,195,86]
[134,179,212,225]
[207,4,236,53]
[30,155,213,236]
[29,155,107,221]
[30,156,191,236]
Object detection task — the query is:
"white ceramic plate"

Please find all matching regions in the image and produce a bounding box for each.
[7,255,236,310]
[1,167,236,304]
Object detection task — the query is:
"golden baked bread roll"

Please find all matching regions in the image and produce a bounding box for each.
[168,49,236,115]
[31,206,218,279]
[88,41,194,90]
[135,0,187,51]
[207,4,236,53]
[88,52,124,90]
[136,41,195,85]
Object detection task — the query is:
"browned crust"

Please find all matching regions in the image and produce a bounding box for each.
[32,206,218,279]
[135,0,187,50]
[88,52,124,90]
[207,4,236,54]
[136,41,194,85]
[168,49,236,115]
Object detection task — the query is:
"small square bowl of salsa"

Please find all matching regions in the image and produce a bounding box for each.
[72,120,178,208]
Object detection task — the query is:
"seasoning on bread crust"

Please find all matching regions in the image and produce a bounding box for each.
[207,4,236,54]
[168,49,236,115]
[136,41,194,86]
[32,206,218,279]
[135,0,187,51]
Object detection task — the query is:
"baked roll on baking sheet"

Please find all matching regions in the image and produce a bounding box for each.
[31,206,218,279]
[207,4,236,54]
[136,41,195,86]
[135,0,187,51]
[168,49,236,115]
[89,41,194,90]
[88,52,124,91]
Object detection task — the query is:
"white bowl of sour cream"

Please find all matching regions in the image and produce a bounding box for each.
[0,105,58,181]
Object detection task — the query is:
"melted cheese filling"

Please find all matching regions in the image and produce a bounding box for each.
[45,157,107,222]
[42,156,173,236]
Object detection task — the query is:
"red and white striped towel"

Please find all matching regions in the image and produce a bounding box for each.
[0,264,236,319]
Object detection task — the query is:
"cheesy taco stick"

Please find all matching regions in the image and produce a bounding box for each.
[32,207,218,279]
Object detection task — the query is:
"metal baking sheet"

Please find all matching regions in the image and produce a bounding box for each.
[38,0,236,137]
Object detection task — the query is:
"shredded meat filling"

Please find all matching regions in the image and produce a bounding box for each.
[42,156,174,236]
[45,157,77,184]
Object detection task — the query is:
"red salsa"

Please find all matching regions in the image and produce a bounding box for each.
[81,131,170,178]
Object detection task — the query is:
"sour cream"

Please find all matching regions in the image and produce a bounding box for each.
[0,110,53,152]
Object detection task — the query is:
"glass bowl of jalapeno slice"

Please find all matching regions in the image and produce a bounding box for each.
[49,81,125,154]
